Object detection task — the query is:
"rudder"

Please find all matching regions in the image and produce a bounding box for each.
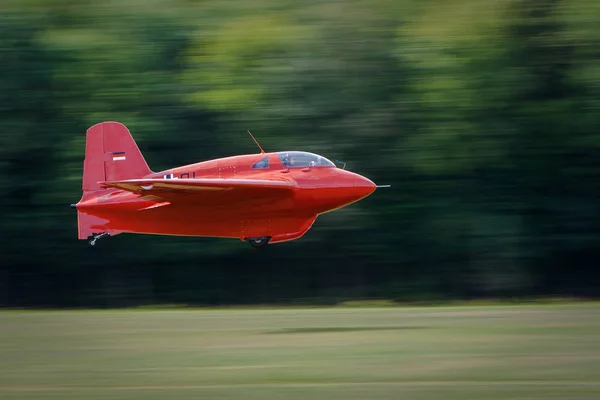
[82,121,152,191]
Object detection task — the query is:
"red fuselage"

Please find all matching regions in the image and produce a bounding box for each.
[77,151,376,244]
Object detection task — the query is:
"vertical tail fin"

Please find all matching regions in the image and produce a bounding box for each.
[77,121,152,240]
[83,121,152,191]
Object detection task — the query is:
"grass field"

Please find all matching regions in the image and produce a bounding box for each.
[1,304,600,399]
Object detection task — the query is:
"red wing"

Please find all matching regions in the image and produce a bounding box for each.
[101,178,296,205]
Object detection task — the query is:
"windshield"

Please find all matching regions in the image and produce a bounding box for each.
[277,152,336,168]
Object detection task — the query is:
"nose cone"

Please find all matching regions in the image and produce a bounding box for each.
[300,169,377,215]
[353,175,377,199]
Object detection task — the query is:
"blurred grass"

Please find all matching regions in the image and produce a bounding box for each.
[1,304,599,399]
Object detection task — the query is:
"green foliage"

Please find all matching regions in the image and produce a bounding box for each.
[1,0,600,307]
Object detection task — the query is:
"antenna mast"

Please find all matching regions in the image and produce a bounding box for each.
[247,130,265,154]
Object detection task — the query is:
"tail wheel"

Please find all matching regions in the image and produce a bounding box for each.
[88,232,109,246]
[248,237,270,249]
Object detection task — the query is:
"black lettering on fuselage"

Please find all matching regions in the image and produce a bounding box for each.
[179,172,196,179]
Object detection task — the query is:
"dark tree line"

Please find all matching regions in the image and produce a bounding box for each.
[1,0,599,307]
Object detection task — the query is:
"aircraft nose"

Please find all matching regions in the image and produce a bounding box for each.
[353,175,376,199]
[302,170,377,214]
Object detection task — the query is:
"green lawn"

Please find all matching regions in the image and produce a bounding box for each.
[1,304,599,399]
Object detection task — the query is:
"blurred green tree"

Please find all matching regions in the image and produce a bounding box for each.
[0,0,599,307]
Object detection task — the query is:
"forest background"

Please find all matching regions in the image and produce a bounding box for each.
[2,0,599,307]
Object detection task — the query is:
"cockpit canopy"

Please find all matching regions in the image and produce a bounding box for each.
[277,151,336,168]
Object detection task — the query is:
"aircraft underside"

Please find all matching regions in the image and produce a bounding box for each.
[78,206,317,248]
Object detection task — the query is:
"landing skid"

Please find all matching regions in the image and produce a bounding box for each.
[86,232,272,247]
[88,232,110,246]
[248,237,270,249]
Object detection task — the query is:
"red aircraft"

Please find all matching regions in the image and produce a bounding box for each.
[73,121,387,248]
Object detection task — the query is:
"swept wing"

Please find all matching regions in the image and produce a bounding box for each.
[101,178,296,206]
